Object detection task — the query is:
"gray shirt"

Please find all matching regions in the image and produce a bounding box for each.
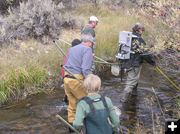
[64,43,93,77]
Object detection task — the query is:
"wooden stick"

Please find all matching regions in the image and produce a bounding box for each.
[56,114,81,134]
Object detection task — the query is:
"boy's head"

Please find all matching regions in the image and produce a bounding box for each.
[83,74,101,93]
[71,39,81,47]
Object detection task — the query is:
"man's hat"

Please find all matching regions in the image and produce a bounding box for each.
[89,16,98,22]
[81,34,94,44]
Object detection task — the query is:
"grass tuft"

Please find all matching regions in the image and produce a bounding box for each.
[0,65,46,104]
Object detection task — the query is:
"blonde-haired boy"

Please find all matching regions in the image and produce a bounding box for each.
[73,74,120,134]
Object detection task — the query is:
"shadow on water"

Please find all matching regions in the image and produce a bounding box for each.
[0,64,179,134]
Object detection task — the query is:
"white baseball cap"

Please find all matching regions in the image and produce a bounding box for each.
[89,16,98,22]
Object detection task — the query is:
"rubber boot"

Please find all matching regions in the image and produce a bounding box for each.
[131,83,138,96]
[121,92,130,103]
[63,95,69,105]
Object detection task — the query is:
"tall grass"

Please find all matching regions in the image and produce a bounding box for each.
[0,39,63,104]
[0,65,46,104]
[96,13,136,59]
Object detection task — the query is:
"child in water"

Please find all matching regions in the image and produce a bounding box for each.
[73,74,120,134]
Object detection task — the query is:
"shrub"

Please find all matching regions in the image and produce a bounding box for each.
[0,0,77,45]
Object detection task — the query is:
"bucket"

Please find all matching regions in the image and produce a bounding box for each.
[111,64,120,76]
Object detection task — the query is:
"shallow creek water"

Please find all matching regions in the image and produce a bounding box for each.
[0,65,179,134]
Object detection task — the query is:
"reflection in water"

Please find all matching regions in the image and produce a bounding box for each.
[0,66,179,134]
[0,90,68,134]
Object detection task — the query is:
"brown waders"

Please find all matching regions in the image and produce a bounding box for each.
[64,74,87,123]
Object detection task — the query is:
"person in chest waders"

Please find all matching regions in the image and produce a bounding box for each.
[73,74,120,134]
[64,34,94,133]
[121,23,156,102]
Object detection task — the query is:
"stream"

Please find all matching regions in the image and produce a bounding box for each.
[0,65,179,134]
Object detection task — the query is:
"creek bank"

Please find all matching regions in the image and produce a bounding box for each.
[0,66,110,107]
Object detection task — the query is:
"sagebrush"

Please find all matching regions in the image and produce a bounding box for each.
[0,0,76,45]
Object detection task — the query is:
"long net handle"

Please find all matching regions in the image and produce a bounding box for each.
[155,66,180,91]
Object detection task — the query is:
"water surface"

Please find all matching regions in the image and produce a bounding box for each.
[0,65,179,133]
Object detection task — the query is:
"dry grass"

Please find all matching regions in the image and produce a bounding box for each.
[0,39,59,73]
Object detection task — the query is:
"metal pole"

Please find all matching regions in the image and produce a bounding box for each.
[58,38,71,46]
[53,40,66,57]
[56,114,81,134]
[94,55,110,64]
[155,66,180,91]
[57,38,114,65]
[151,87,165,121]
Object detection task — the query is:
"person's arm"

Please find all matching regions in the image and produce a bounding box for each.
[81,48,93,77]
[142,53,156,66]
[132,37,147,53]
[139,38,156,66]
[105,97,120,128]
[73,101,86,130]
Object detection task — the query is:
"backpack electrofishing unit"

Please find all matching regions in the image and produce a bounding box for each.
[113,31,138,80]
[116,31,138,60]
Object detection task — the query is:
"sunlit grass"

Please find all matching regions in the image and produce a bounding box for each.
[95,13,136,59]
